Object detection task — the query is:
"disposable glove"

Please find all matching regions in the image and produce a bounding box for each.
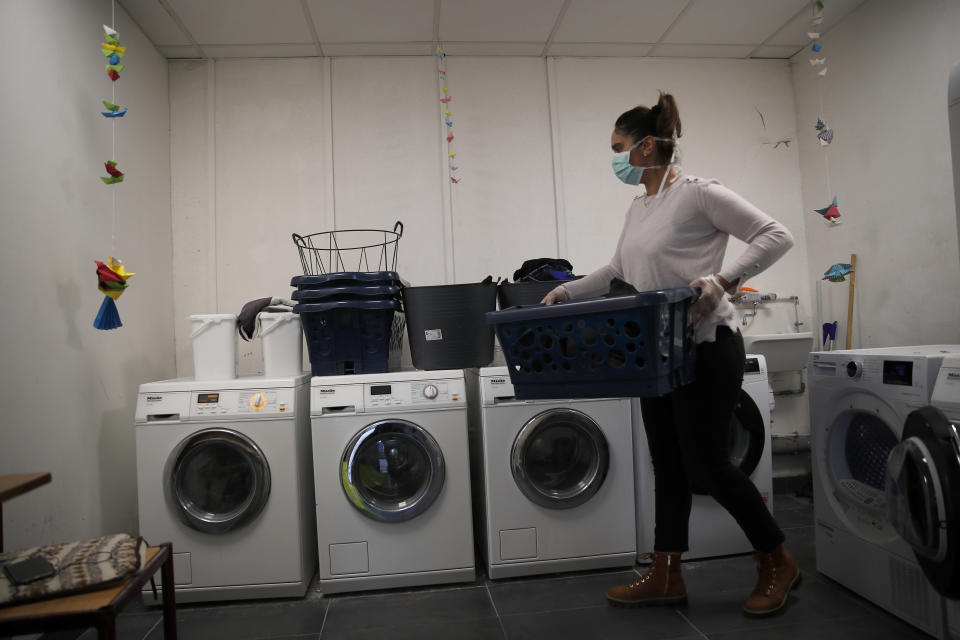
[688,275,725,328]
[540,284,570,306]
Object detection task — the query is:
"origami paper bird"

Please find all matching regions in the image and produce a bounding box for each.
[818,128,834,144]
[810,58,825,66]
[814,197,841,224]
[445,117,453,127]
[435,46,445,58]
[103,24,119,45]
[818,67,828,77]
[438,68,446,75]
[823,263,854,282]
[448,150,456,158]
[101,100,127,118]
[101,160,124,184]
[810,15,823,26]
[446,133,454,143]
[440,96,452,103]
[108,69,120,81]
[450,177,460,184]
[449,165,458,171]
[812,42,822,52]
[816,1,824,11]
[442,87,449,93]
[443,109,452,116]
[94,256,134,330]
[807,32,820,39]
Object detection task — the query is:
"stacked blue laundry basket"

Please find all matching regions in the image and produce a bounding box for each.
[291,222,405,376]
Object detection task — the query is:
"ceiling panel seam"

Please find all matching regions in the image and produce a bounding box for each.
[299,0,325,56]
[157,0,207,58]
[540,0,572,58]
[646,0,696,57]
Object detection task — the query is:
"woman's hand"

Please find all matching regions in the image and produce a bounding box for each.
[540,284,570,305]
[688,275,725,327]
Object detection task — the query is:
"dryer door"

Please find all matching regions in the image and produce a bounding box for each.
[730,388,765,477]
[511,408,609,509]
[165,427,271,534]
[886,406,960,598]
[341,419,445,522]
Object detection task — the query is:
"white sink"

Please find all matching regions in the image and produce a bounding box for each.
[742,332,813,372]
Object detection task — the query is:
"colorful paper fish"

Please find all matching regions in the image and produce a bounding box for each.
[822,263,854,282]
[814,197,841,224]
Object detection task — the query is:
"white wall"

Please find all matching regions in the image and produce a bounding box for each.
[169,55,811,435]
[0,1,173,548]
[792,0,960,349]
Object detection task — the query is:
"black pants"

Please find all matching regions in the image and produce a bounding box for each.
[639,326,784,554]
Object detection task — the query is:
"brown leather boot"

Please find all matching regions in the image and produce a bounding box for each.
[607,552,687,607]
[743,544,801,616]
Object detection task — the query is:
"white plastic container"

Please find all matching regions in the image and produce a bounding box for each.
[189,314,238,380]
[259,312,303,377]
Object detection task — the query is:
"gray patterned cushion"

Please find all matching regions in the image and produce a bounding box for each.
[0,534,147,606]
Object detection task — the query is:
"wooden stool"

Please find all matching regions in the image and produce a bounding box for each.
[0,542,177,639]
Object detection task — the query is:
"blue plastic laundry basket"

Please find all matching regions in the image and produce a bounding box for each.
[293,299,404,376]
[291,284,401,302]
[485,287,699,399]
[291,271,403,291]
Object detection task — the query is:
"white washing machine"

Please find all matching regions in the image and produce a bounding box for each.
[465,366,636,579]
[135,374,316,603]
[809,345,960,636]
[633,354,774,560]
[310,369,474,594]
[886,354,960,638]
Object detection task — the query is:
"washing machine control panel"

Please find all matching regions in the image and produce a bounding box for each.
[190,388,294,417]
[365,380,465,410]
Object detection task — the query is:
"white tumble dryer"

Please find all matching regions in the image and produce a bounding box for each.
[465,366,636,579]
[135,374,316,603]
[809,345,960,636]
[310,369,474,594]
[633,354,774,559]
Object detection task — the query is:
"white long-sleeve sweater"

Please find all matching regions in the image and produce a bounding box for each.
[563,175,794,343]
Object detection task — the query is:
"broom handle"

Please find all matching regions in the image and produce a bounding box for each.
[845,253,857,349]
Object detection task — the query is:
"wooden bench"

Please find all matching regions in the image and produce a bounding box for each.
[0,542,177,639]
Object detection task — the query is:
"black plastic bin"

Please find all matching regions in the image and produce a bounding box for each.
[403,282,498,370]
[485,287,699,399]
[497,280,564,308]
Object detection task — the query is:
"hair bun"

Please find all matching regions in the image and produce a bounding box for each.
[650,104,662,116]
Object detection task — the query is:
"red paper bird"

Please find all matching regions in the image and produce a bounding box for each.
[108,69,120,81]
[446,133,454,143]
[451,177,460,184]
[440,97,452,103]
[104,162,123,177]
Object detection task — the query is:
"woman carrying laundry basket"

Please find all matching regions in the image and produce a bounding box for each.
[542,92,797,617]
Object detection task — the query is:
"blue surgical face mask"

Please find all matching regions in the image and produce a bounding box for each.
[611,139,645,185]
[611,134,678,187]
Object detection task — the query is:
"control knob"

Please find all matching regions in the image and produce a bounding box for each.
[846,361,863,379]
[422,384,439,400]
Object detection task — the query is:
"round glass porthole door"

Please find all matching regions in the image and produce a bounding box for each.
[341,419,445,523]
[512,408,609,509]
[729,389,765,476]
[165,428,271,534]
[821,392,902,544]
[886,406,960,598]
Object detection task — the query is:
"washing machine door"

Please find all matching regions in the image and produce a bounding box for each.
[165,428,271,534]
[512,408,609,509]
[820,391,903,543]
[341,419,445,522]
[729,388,765,477]
[886,406,960,598]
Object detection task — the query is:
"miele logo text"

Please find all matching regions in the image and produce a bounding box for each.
[491,378,506,384]
[146,396,163,401]
[318,389,335,393]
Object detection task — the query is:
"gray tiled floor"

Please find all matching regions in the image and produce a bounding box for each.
[33,494,936,640]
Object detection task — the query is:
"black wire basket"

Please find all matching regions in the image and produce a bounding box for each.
[292,221,403,275]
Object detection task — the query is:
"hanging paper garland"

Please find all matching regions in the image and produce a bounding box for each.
[436,45,460,184]
[94,257,134,330]
[807,1,842,228]
[95,14,133,330]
